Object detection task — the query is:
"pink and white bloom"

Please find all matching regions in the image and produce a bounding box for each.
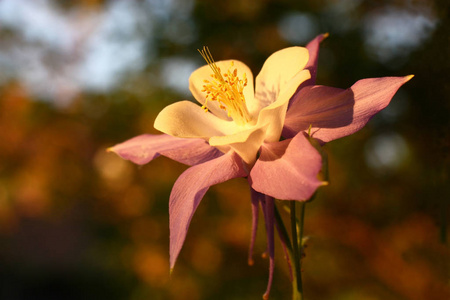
[109,34,412,299]
[154,46,312,165]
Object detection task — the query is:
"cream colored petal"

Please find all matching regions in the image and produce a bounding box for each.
[209,70,310,164]
[254,47,309,110]
[209,123,269,165]
[257,69,311,142]
[189,59,255,121]
[154,100,240,139]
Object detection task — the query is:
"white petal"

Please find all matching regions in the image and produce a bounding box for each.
[209,123,269,164]
[254,47,309,111]
[257,69,311,142]
[154,100,240,139]
[189,59,255,121]
[156,48,311,165]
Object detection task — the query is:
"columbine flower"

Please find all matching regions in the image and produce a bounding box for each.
[108,34,412,299]
[153,45,312,165]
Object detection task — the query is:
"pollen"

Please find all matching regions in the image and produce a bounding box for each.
[198,46,251,126]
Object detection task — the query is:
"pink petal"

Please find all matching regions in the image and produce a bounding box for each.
[288,33,328,110]
[248,187,262,266]
[108,134,221,166]
[262,195,275,300]
[249,189,287,298]
[283,76,414,142]
[303,33,329,87]
[169,151,247,270]
[249,132,323,201]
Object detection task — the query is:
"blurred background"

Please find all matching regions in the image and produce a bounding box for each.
[0,0,448,299]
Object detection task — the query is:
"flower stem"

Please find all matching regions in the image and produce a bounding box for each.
[290,201,303,300]
[299,202,306,250]
[273,201,307,300]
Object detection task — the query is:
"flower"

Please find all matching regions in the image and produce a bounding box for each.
[153,46,312,165]
[108,34,412,299]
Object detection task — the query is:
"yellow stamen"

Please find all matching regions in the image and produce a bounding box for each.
[198,46,251,126]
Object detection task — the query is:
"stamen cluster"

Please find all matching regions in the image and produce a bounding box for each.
[198,47,252,126]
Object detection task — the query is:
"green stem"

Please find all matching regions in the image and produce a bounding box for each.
[299,202,306,293]
[299,202,306,248]
[274,205,292,253]
[290,201,303,300]
[273,202,307,300]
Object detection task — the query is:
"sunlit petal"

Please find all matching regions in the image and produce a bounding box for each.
[154,100,240,139]
[257,69,311,142]
[254,47,309,111]
[169,151,247,270]
[250,132,323,201]
[209,123,269,164]
[283,75,414,142]
[108,134,222,166]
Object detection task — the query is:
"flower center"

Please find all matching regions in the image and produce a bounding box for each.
[198,47,252,126]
